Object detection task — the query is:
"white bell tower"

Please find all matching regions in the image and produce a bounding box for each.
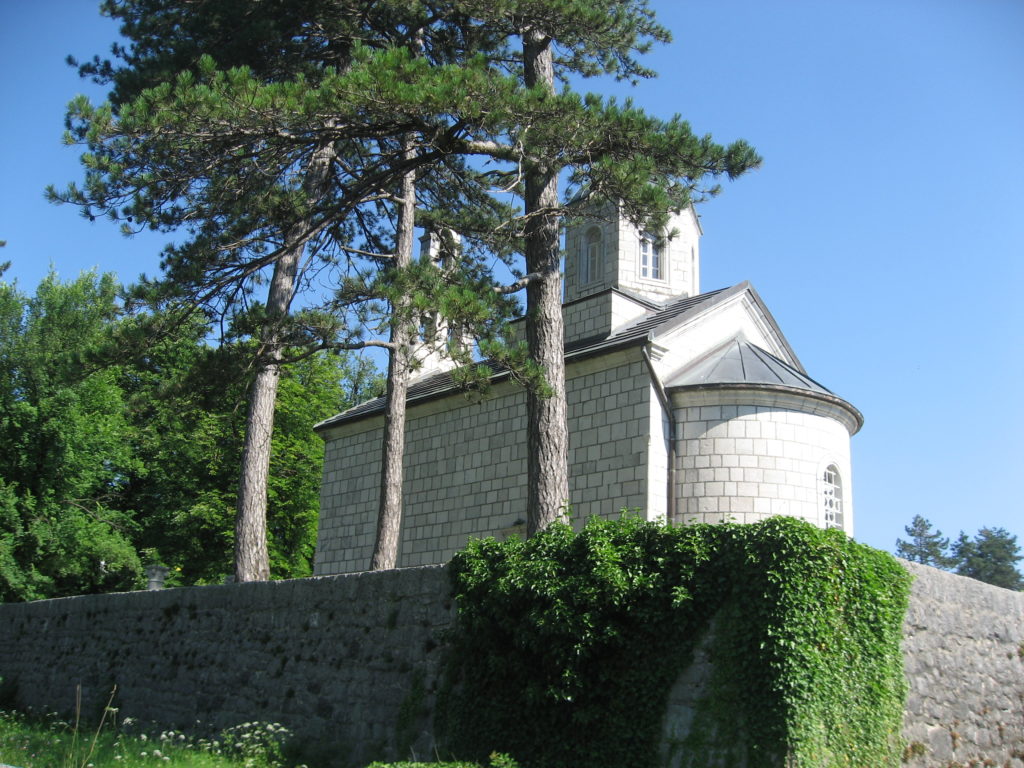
[563,201,702,306]
[410,229,468,378]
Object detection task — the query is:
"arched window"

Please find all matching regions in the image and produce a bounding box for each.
[640,232,663,280]
[822,464,843,529]
[581,227,602,285]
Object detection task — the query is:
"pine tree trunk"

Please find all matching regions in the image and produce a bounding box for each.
[370,137,417,570]
[234,143,335,582]
[235,353,280,582]
[523,30,569,536]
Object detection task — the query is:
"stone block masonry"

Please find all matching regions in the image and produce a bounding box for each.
[315,347,654,575]
[0,562,1021,766]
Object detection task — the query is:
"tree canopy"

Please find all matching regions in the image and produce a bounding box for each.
[55,0,760,574]
[952,527,1023,591]
[0,269,380,601]
[895,515,954,569]
[896,516,1023,590]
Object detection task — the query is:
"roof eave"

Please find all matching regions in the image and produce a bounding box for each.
[668,381,864,435]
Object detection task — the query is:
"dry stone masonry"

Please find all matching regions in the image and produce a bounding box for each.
[1,563,1022,766]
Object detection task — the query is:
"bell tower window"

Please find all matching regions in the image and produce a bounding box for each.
[581,227,602,285]
[822,464,843,529]
[640,233,663,280]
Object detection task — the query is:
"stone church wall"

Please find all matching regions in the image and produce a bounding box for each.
[672,390,854,535]
[1,563,1021,767]
[315,347,655,575]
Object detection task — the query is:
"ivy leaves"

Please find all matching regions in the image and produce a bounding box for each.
[442,515,911,768]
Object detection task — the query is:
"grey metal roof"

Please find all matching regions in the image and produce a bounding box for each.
[666,336,834,395]
[315,284,742,431]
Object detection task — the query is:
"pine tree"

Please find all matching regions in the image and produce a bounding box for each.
[361,0,761,533]
[55,1,519,576]
[952,528,1024,590]
[895,515,954,568]
[57,0,760,570]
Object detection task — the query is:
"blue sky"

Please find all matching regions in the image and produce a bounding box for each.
[1,0,1022,556]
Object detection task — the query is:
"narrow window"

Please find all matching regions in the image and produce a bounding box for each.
[640,233,663,280]
[582,228,602,285]
[822,464,843,529]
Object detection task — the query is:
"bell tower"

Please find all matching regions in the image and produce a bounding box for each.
[410,229,468,378]
[564,201,702,305]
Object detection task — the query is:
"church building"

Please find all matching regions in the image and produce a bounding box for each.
[313,203,862,575]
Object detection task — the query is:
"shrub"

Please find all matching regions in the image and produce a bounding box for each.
[438,515,910,768]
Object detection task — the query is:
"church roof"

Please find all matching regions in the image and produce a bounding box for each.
[562,286,731,359]
[315,283,792,431]
[666,336,833,395]
[666,335,864,433]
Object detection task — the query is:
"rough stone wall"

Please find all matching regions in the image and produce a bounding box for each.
[900,560,1024,767]
[315,347,653,576]
[658,562,1024,766]
[2,560,1020,767]
[0,567,453,768]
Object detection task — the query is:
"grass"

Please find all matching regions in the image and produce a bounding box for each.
[0,693,517,768]
[0,705,300,768]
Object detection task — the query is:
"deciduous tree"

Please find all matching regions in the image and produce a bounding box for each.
[0,267,380,599]
[0,270,140,600]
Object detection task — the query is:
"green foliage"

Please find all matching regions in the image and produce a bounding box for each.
[895,516,1023,590]
[366,755,519,768]
[952,527,1024,590]
[0,708,295,768]
[109,333,380,585]
[895,515,955,568]
[441,515,911,768]
[0,272,142,600]
[0,270,380,599]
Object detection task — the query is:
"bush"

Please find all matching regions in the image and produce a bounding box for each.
[438,515,910,768]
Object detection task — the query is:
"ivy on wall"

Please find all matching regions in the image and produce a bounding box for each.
[437,515,910,768]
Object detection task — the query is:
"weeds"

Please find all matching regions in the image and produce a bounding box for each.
[0,703,300,768]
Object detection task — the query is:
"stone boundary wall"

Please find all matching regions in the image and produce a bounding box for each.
[1,561,1022,766]
[900,560,1024,767]
[0,567,453,767]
